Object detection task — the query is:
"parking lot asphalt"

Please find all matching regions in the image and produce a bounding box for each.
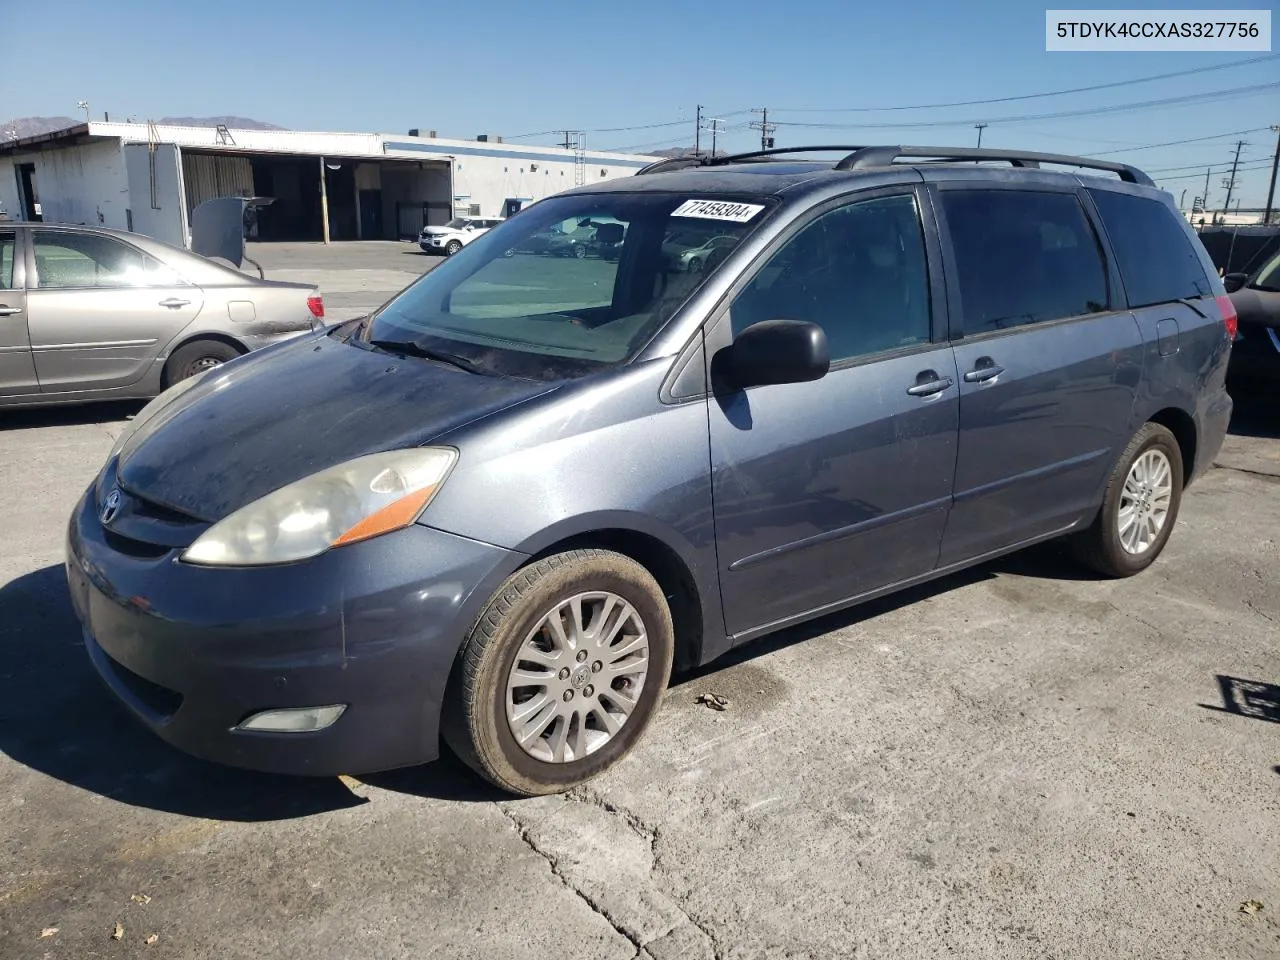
[1,242,1277,960]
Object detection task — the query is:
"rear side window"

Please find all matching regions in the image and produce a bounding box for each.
[940,189,1108,336]
[0,232,14,289]
[1087,189,1212,307]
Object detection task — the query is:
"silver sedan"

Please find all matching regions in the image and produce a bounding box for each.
[0,223,322,407]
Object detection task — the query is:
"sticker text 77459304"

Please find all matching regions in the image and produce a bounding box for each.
[671,199,765,223]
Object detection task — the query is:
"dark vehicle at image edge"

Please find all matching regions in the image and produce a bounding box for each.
[1223,249,1280,389]
[66,145,1235,797]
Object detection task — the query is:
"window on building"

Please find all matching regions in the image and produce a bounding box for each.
[1086,189,1212,307]
[731,194,932,362]
[940,189,1108,335]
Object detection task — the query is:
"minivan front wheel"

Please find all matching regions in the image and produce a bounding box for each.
[1073,422,1183,577]
[444,549,674,796]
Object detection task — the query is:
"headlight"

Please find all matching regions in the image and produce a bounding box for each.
[182,448,457,566]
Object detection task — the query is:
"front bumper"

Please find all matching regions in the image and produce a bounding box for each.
[65,482,520,776]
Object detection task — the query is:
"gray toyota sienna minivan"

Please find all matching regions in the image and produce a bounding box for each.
[67,146,1235,796]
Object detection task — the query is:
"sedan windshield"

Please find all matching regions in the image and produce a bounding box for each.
[364,192,773,379]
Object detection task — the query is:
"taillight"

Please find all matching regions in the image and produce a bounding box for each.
[307,296,325,320]
[1215,294,1238,340]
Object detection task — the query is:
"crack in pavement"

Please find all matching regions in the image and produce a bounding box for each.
[503,793,726,960]
[1213,462,1280,484]
[1242,598,1277,624]
[497,802,645,958]
[565,786,658,862]
[560,789,725,960]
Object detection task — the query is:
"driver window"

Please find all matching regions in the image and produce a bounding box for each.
[729,194,931,362]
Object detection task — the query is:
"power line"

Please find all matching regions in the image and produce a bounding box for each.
[1153,160,1273,182]
[770,82,1280,131]
[771,54,1279,113]
[1090,127,1271,156]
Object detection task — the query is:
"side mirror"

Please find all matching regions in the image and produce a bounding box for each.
[1223,272,1248,293]
[726,319,829,389]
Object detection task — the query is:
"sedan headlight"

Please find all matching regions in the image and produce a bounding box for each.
[182,448,457,566]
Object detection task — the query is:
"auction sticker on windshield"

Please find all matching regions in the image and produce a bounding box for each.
[672,199,765,222]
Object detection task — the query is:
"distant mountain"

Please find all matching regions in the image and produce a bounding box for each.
[158,116,286,130]
[1,116,78,139]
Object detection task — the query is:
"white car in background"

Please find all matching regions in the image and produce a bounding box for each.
[418,217,503,256]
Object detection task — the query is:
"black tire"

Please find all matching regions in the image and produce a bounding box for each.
[687,257,703,274]
[163,339,241,387]
[445,239,463,256]
[572,243,587,259]
[443,549,674,796]
[1071,422,1184,578]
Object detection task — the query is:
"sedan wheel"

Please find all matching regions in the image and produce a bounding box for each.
[164,339,242,387]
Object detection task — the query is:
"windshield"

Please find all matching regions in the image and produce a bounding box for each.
[1253,251,1280,292]
[443,218,471,229]
[365,192,773,379]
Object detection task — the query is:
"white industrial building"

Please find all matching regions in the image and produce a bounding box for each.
[0,122,659,247]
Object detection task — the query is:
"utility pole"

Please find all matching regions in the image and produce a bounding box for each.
[318,157,330,245]
[694,105,702,157]
[975,123,987,148]
[1264,124,1280,226]
[702,117,725,157]
[1221,139,1247,220]
[750,108,776,151]
[1179,188,1187,212]
[1202,166,1212,220]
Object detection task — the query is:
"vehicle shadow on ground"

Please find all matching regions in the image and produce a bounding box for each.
[0,400,145,432]
[0,565,374,821]
[0,542,1105,813]
[1228,389,1280,439]
[1200,674,1280,724]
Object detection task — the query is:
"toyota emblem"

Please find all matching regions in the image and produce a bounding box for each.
[100,488,122,525]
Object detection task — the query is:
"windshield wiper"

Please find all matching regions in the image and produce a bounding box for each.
[368,338,489,375]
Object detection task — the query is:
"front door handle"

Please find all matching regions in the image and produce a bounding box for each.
[963,359,1004,383]
[0,305,22,317]
[158,298,190,308]
[906,371,954,397]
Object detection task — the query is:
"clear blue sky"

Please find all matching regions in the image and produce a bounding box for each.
[3,0,1278,205]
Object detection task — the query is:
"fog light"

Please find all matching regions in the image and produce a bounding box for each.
[236,704,346,733]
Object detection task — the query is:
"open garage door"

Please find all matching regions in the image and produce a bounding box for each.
[123,143,187,247]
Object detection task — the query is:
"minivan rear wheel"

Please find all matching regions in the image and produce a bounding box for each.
[443,549,674,796]
[1072,422,1183,577]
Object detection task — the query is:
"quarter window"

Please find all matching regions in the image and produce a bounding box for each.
[0,232,14,289]
[940,190,1109,335]
[731,194,932,362]
[1086,189,1212,307]
[33,232,182,289]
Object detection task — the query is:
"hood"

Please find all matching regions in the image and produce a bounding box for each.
[118,335,557,522]
[421,225,462,236]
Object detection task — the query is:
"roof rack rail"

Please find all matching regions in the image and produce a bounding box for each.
[833,146,1153,185]
[634,144,1153,186]
[634,146,872,176]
